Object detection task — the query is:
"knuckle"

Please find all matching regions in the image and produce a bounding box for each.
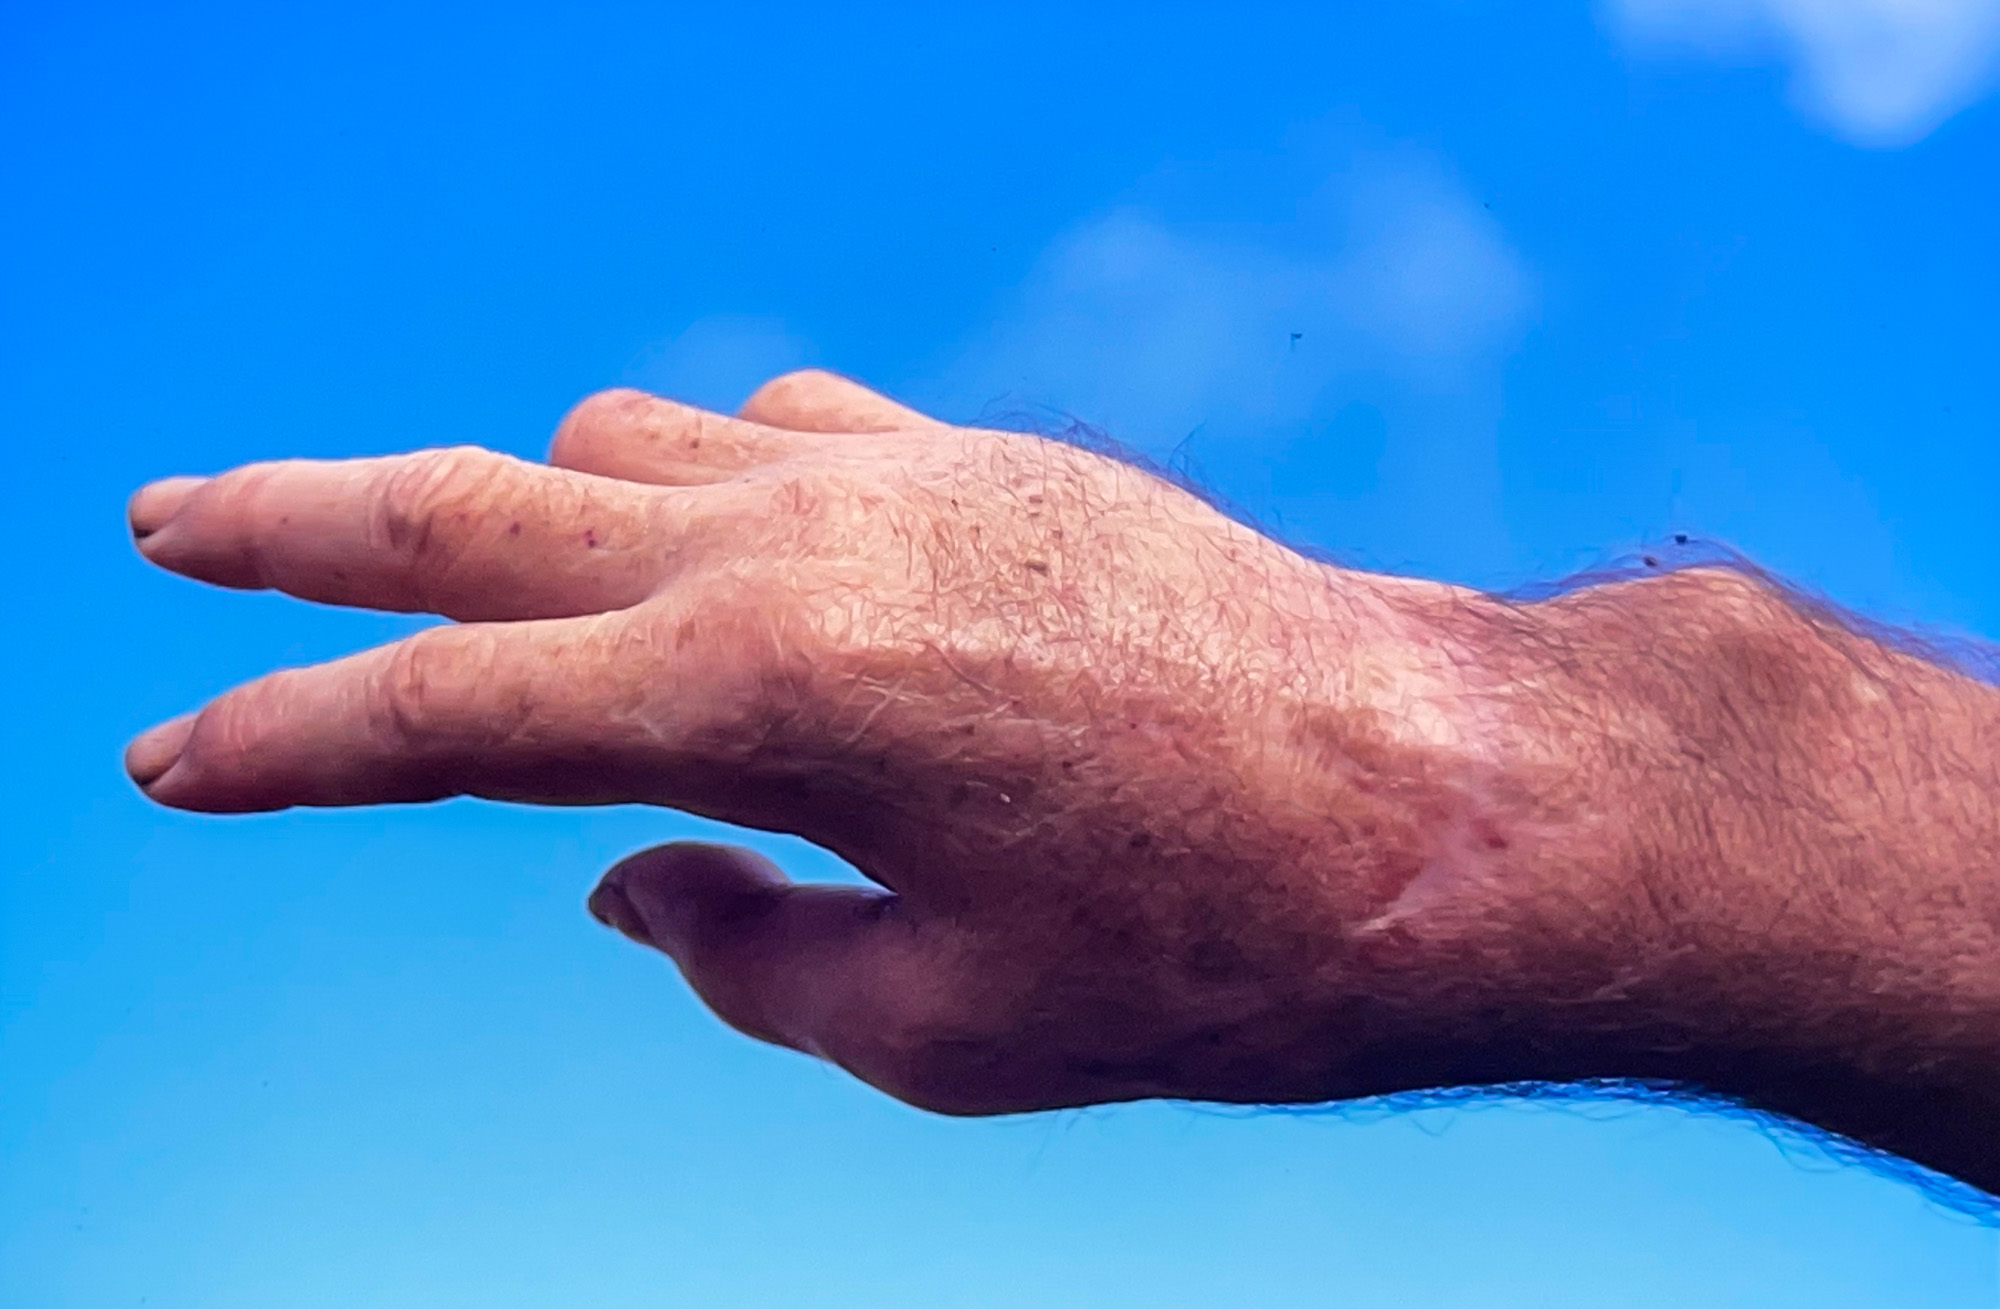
[180,692,252,779]
[635,581,803,726]
[684,407,725,455]
[373,629,495,750]
[177,666,305,783]
[205,458,302,538]
[375,446,509,571]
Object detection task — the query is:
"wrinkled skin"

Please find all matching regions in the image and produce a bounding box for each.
[127,372,1517,1115]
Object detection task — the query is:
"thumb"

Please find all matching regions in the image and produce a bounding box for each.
[587,841,950,1069]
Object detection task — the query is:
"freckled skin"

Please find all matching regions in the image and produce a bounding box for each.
[126,370,2000,1197]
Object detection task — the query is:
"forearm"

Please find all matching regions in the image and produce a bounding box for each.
[1392,566,2000,1190]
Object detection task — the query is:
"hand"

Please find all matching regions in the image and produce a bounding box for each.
[125,371,1488,1114]
[122,369,2000,1198]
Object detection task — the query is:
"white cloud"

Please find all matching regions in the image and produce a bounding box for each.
[613,150,1536,583]
[927,152,1533,454]
[1606,0,2000,146]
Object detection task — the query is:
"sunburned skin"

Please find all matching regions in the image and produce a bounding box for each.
[125,370,2000,1202]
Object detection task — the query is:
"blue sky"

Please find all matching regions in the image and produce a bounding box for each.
[5,2,1999,1304]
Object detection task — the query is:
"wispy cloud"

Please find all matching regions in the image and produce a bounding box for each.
[926,150,1533,455]
[900,145,1534,582]
[1605,0,2000,146]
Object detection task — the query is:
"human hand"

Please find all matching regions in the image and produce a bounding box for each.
[125,371,1528,1115]
[123,369,2000,1200]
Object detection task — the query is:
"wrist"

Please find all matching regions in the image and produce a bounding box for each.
[1271,567,1840,1100]
[1201,565,1618,1102]
[1392,565,2000,1189]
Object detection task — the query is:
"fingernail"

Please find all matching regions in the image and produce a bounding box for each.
[125,713,196,789]
[587,875,658,948]
[128,476,209,542]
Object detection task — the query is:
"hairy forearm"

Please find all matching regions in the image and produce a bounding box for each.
[1386,566,2000,1191]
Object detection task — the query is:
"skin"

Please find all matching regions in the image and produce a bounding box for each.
[126,371,2000,1198]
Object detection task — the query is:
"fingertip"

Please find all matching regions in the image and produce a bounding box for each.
[592,841,788,955]
[587,875,655,947]
[125,712,196,790]
[590,840,942,1074]
[547,387,662,466]
[128,476,209,542]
